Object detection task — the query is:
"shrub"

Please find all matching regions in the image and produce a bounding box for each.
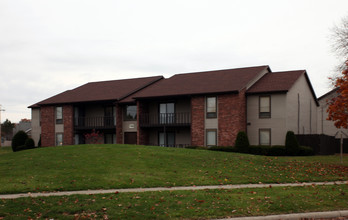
[84,129,103,144]
[248,145,270,155]
[209,146,238,152]
[25,138,35,149]
[12,131,29,152]
[185,146,208,150]
[235,131,250,152]
[285,131,300,156]
[267,145,287,156]
[298,146,314,156]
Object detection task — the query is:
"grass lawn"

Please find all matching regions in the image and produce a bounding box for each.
[0,184,347,219]
[0,144,347,194]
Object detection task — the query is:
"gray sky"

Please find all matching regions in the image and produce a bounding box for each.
[1,0,347,123]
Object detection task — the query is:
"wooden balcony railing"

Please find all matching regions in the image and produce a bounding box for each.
[74,116,116,129]
[140,112,191,127]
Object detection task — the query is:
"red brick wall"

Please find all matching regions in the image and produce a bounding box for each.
[137,101,149,145]
[191,96,205,146]
[41,106,55,147]
[63,105,74,145]
[116,104,123,144]
[218,90,246,146]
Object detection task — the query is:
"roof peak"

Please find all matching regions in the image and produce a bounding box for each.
[170,65,270,78]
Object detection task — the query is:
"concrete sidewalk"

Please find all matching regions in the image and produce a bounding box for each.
[0,180,347,199]
[219,210,348,220]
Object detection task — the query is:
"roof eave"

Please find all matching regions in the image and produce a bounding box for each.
[134,90,239,100]
[246,90,288,95]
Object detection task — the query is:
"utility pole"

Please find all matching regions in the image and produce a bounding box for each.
[0,105,5,148]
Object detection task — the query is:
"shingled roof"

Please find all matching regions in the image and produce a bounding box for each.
[29,76,163,107]
[247,70,305,94]
[247,70,319,106]
[130,66,270,100]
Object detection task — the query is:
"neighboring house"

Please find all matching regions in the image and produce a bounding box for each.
[13,119,32,136]
[317,88,348,137]
[29,65,319,147]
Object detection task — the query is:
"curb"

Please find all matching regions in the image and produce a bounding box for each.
[218,210,348,220]
[0,181,347,199]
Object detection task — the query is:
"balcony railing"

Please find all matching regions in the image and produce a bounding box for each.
[74,116,116,129]
[140,112,191,127]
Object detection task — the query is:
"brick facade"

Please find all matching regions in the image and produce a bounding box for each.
[63,105,74,145]
[116,104,123,144]
[218,90,247,146]
[191,96,205,146]
[41,106,55,147]
[137,101,149,145]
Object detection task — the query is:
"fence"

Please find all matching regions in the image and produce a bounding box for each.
[296,134,348,155]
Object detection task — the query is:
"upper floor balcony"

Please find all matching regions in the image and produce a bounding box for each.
[140,112,191,127]
[74,116,116,130]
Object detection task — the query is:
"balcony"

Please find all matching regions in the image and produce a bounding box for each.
[74,116,116,129]
[140,112,191,127]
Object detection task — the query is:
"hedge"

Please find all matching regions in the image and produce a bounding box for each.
[208,145,314,156]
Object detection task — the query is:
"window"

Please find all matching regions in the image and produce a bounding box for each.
[206,97,217,118]
[105,134,116,144]
[159,103,175,124]
[124,105,137,121]
[56,107,63,124]
[259,96,271,118]
[259,129,271,146]
[159,132,175,147]
[206,129,217,146]
[56,133,63,146]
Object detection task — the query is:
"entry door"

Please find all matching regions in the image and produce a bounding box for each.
[159,103,175,124]
[159,132,175,147]
[124,132,137,145]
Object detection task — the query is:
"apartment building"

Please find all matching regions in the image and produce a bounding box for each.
[29,65,318,147]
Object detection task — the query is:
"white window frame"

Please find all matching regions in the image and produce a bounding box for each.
[56,133,63,146]
[259,129,271,146]
[206,129,217,146]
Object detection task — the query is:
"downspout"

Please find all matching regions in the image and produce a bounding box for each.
[297,93,300,134]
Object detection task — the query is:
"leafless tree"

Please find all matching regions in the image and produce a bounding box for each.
[331,15,348,72]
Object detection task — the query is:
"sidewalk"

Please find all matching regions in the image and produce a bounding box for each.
[0,180,347,199]
[218,210,348,220]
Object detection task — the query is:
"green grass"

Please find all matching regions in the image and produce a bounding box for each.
[0,144,347,194]
[0,184,347,219]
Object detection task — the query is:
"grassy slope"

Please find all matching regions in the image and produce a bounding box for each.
[0,145,347,194]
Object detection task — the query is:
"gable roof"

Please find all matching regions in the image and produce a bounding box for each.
[130,66,270,100]
[29,76,163,107]
[247,70,319,106]
[247,70,305,94]
[318,87,339,101]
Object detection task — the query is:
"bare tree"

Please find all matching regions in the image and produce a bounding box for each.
[331,15,348,72]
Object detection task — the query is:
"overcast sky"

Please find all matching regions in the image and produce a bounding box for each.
[1,0,348,123]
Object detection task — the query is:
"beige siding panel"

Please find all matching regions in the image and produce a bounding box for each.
[55,124,64,133]
[247,94,286,145]
[31,108,41,146]
[286,74,317,135]
[123,121,137,132]
[317,96,348,136]
[205,118,218,129]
